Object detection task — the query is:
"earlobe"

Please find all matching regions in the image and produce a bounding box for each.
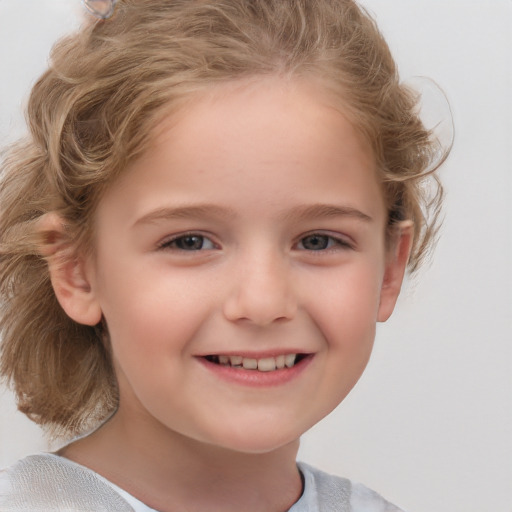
[38,213,102,327]
[377,221,414,322]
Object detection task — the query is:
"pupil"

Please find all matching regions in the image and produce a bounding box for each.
[303,235,328,250]
[178,235,203,250]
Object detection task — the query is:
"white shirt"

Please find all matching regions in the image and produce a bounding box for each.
[0,454,406,511]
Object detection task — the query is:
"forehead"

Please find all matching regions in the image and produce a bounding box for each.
[97,77,385,227]
[150,76,372,159]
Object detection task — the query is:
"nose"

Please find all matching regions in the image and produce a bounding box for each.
[223,249,297,326]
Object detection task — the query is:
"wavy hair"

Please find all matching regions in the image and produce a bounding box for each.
[0,0,448,437]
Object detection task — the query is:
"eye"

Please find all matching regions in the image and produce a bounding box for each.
[296,233,351,251]
[159,234,217,251]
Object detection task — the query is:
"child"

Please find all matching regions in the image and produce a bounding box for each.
[0,0,447,510]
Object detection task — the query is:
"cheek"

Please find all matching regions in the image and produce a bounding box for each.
[301,259,384,402]
[96,264,213,362]
[304,260,384,340]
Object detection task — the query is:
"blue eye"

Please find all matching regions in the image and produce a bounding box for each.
[160,234,216,251]
[297,234,350,251]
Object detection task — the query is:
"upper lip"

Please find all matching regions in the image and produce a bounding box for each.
[195,350,313,358]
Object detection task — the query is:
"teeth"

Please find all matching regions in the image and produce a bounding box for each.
[230,355,243,367]
[285,354,296,368]
[242,358,258,370]
[211,354,301,372]
[275,355,285,369]
[258,358,276,372]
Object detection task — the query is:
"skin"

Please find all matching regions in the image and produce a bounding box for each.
[49,78,412,512]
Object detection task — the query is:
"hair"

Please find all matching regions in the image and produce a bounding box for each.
[0,0,448,438]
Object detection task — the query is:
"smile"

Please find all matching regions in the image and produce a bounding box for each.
[204,354,307,372]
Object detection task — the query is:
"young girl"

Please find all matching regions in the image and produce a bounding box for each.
[0,0,447,510]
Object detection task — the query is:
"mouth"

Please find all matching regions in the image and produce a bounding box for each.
[203,353,309,372]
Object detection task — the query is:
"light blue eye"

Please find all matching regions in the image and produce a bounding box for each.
[298,234,350,251]
[299,234,332,251]
[162,235,216,251]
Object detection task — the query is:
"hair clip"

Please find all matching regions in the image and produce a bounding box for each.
[82,0,118,19]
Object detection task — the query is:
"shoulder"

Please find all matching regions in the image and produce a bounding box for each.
[0,453,135,511]
[294,462,407,512]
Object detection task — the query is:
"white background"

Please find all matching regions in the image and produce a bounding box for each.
[0,1,511,511]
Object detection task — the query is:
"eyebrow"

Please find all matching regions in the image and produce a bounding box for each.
[281,204,373,223]
[134,203,373,227]
[134,204,237,226]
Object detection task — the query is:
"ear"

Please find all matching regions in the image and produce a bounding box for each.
[38,213,102,326]
[377,221,414,322]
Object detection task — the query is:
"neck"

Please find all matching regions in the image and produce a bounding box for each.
[58,409,303,512]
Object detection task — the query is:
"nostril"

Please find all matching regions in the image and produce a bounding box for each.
[223,292,296,326]
[222,261,297,326]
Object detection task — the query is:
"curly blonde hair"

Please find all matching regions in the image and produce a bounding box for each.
[0,0,447,438]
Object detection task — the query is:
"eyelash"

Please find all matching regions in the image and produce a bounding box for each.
[294,233,353,252]
[158,232,353,252]
[158,233,217,251]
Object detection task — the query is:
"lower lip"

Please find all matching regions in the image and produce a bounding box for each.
[197,355,314,387]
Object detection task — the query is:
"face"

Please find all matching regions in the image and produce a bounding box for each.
[75,79,407,454]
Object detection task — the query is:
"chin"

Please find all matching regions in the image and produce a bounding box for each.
[202,425,303,456]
